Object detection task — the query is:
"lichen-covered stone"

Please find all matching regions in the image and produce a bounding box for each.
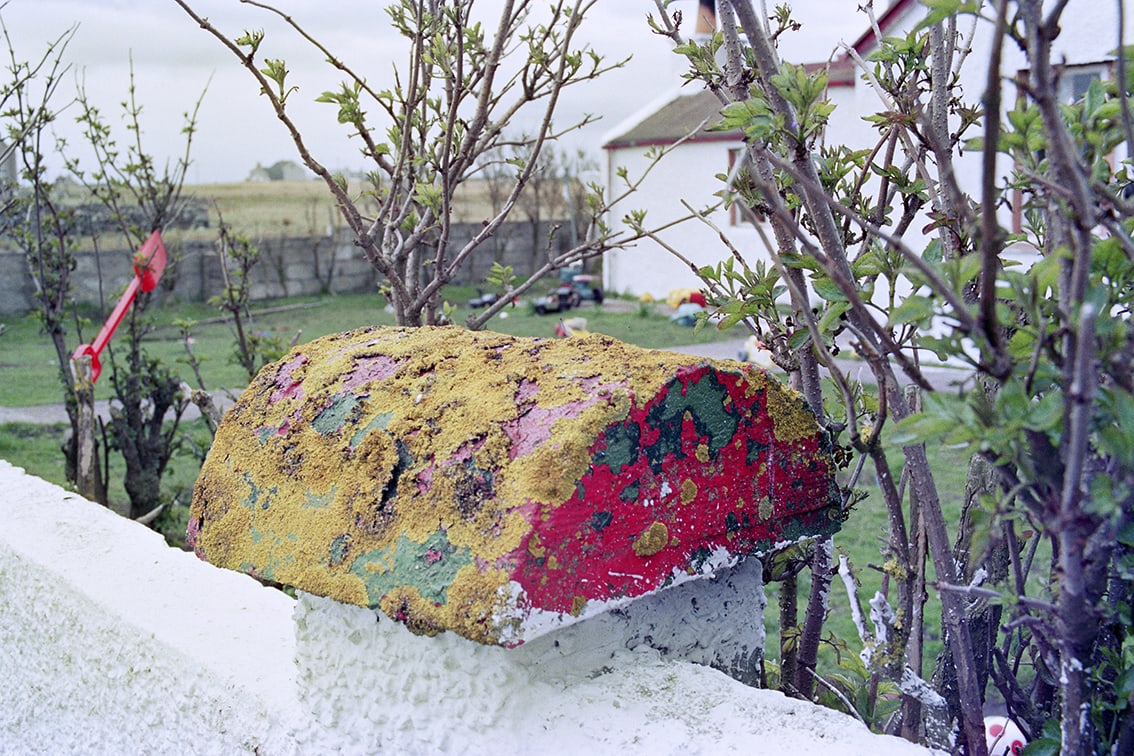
[190,326,842,646]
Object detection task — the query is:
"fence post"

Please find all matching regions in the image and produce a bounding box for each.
[70,353,103,504]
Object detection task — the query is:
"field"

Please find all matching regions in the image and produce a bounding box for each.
[50,178,558,244]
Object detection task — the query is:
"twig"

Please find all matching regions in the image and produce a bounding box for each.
[808,667,869,725]
[977,0,1011,375]
[134,501,166,526]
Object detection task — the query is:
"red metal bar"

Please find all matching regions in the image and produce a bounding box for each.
[70,231,167,383]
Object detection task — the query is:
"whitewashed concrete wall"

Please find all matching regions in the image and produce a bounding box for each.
[0,461,305,755]
[0,460,940,755]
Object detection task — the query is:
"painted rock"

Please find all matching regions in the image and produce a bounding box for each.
[190,326,842,646]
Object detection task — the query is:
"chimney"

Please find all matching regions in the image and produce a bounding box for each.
[694,0,716,35]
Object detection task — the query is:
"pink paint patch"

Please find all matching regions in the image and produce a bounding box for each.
[186,513,202,553]
[449,437,485,464]
[424,549,444,564]
[342,354,404,391]
[503,405,579,459]
[270,354,309,403]
[502,379,627,460]
[258,409,302,439]
[514,378,539,403]
[416,465,434,493]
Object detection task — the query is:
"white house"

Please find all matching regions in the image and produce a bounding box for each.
[601,0,1132,300]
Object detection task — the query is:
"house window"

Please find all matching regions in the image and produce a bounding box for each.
[1010,62,1112,233]
[1059,64,1106,104]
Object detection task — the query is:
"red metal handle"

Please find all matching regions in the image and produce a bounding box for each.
[134,231,167,292]
[70,231,167,383]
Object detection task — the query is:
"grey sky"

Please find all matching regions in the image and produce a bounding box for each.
[0,0,867,183]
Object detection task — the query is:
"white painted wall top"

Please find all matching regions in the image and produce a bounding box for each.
[0,459,943,754]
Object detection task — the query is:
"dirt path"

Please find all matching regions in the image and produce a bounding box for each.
[0,389,240,426]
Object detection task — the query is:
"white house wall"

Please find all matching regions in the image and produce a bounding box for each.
[605,0,1134,301]
[826,0,1132,230]
[605,136,759,299]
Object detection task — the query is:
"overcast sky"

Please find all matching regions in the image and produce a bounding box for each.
[0,0,868,184]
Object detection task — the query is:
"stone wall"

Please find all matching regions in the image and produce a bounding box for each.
[0,219,574,316]
[0,460,940,755]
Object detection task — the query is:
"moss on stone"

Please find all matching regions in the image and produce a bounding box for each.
[190,326,840,646]
[632,521,671,557]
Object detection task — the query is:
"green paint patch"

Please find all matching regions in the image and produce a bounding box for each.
[595,422,640,474]
[667,373,738,452]
[239,561,266,579]
[349,530,472,606]
[688,546,713,572]
[240,472,276,510]
[591,511,613,532]
[746,437,770,465]
[646,372,738,470]
[303,486,337,509]
[329,534,351,566]
[313,392,363,435]
[350,411,393,448]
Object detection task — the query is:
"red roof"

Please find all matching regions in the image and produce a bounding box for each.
[847,0,919,56]
[603,1,917,149]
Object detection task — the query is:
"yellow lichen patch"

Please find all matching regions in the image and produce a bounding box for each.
[758,496,775,521]
[456,506,533,561]
[763,381,818,443]
[379,586,444,638]
[527,533,546,558]
[354,430,399,489]
[695,443,710,463]
[633,521,670,557]
[681,479,698,505]
[570,595,587,617]
[509,441,588,506]
[191,489,254,568]
[440,564,511,645]
[295,564,369,607]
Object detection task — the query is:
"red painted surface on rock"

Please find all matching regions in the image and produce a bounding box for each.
[510,364,836,615]
[190,327,842,645]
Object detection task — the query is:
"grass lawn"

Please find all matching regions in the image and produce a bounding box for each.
[0,288,736,407]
